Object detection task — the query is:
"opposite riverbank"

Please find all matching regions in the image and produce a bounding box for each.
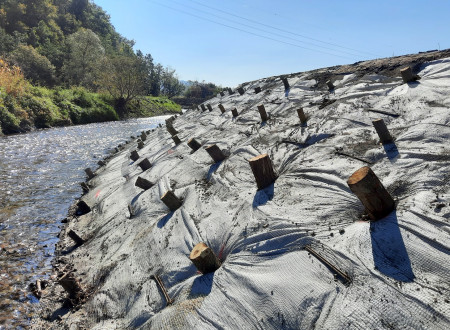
[34,50,450,329]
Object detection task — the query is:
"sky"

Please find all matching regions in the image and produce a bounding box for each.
[93,0,450,87]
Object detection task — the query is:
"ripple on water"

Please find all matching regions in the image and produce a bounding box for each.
[0,116,169,328]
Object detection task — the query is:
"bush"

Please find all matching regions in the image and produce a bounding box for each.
[0,104,21,134]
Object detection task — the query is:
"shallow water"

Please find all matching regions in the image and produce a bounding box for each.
[0,117,167,328]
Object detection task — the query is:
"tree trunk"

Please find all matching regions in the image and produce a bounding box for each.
[232,108,239,117]
[172,135,181,146]
[347,166,395,220]
[130,150,140,161]
[84,168,94,180]
[140,132,147,141]
[258,104,269,122]
[68,229,84,245]
[189,242,221,274]
[137,141,144,149]
[138,158,152,171]
[187,138,202,151]
[135,176,154,190]
[237,87,245,95]
[166,125,178,136]
[160,190,182,211]
[297,108,307,124]
[400,66,414,83]
[218,104,226,114]
[372,119,393,144]
[201,104,207,112]
[207,104,213,111]
[205,144,227,163]
[254,86,261,94]
[281,77,290,90]
[249,154,278,190]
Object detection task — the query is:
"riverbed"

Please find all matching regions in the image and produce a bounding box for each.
[0,116,168,328]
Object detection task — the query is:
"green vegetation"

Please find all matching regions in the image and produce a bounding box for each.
[0,0,187,134]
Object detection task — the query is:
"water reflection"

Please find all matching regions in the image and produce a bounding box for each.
[0,117,168,328]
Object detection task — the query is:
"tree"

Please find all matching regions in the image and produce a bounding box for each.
[9,44,56,85]
[160,67,184,98]
[98,55,147,116]
[62,28,104,87]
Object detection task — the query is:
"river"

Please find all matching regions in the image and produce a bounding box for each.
[0,116,168,328]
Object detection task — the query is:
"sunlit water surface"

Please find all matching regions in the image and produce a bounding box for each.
[0,117,167,328]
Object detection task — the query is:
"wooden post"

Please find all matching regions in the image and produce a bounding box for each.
[228,88,234,95]
[231,108,239,117]
[138,158,152,171]
[249,154,278,190]
[326,80,334,90]
[161,190,182,211]
[220,91,225,97]
[400,66,414,83]
[172,135,181,145]
[237,87,245,95]
[218,104,226,114]
[201,104,207,112]
[68,229,84,245]
[166,125,178,136]
[58,272,84,302]
[130,150,140,161]
[135,176,154,190]
[189,242,221,274]
[258,104,269,122]
[207,104,213,112]
[297,108,307,124]
[137,141,144,149]
[80,182,89,193]
[281,77,290,90]
[347,166,395,220]
[97,160,106,167]
[255,86,262,94]
[187,138,202,151]
[372,119,393,144]
[84,168,94,180]
[77,200,91,215]
[128,203,135,218]
[205,144,227,163]
[141,132,147,141]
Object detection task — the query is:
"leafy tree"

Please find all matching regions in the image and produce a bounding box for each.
[161,67,184,97]
[9,45,56,86]
[98,55,147,116]
[62,28,104,87]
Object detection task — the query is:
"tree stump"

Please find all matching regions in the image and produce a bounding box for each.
[218,104,226,114]
[281,77,290,90]
[141,132,147,141]
[68,229,84,245]
[76,200,91,215]
[297,108,307,124]
[58,271,84,303]
[326,80,335,90]
[258,104,269,122]
[372,119,393,144]
[138,158,152,171]
[220,91,225,97]
[130,150,140,161]
[172,135,181,145]
[400,66,415,83]
[97,160,106,167]
[347,166,395,220]
[135,176,154,190]
[137,141,144,149]
[227,87,234,95]
[249,154,278,190]
[207,104,213,111]
[80,182,89,193]
[255,86,261,94]
[201,104,207,111]
[84,168,95,180]
[237,87,245,95]
[231,108,239,117]
[187,138,202,151]
[189,242,221,274]
[205,144,227,163]
[166,125,178,136]
[160,190,182,211]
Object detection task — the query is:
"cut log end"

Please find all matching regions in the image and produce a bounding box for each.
[161,190,182,212]
[187,138,202,151]
[347,166,371,185]
[249,153,278,190]
[205,144,227,163]
[189,242,221,274]
[135,176,154,191]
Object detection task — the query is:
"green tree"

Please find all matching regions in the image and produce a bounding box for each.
[62,28,104,87]
[161,67,184,98]
[9,44,56,86]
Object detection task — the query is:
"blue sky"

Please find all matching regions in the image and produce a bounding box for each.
[94,0,449,87]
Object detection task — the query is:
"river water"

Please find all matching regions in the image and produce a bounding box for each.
[0,116,168,328]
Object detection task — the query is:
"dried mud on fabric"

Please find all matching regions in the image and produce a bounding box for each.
[34,53,450,329]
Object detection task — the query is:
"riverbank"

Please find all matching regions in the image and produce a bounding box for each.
[33,50,450,329]
[0,83,181,135]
